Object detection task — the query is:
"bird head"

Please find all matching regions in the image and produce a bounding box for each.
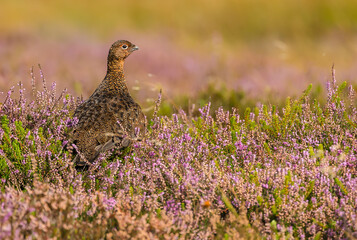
[108,40,139,61]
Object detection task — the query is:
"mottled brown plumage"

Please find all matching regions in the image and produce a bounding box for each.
[72,40,145,166]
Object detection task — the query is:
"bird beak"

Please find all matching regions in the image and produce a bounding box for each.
[131,45,139,52]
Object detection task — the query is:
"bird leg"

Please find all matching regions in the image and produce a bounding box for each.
[89,134,132,163]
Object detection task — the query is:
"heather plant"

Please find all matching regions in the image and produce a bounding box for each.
[0,67,78,190]
[1,66,357,239]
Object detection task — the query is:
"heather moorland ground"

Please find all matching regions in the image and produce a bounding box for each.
[1,67,357,239]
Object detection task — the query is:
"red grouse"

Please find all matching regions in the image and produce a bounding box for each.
[72,40,146,168]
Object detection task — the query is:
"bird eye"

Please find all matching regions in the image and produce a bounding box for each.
[121,45,128,49]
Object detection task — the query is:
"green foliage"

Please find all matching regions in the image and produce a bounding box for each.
[146,83,263,120]
[305,180,315,200]
[334,177,348,196]
[0,118,32,187]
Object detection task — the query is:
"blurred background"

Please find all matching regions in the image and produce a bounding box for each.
[1,0,357,115]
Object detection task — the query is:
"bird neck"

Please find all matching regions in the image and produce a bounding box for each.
[107,58,124,73]
[104,59,130,94]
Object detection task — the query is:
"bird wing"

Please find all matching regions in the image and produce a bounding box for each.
[72,96,114,160]
[107,95,147,139]
[72,93,145,163]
